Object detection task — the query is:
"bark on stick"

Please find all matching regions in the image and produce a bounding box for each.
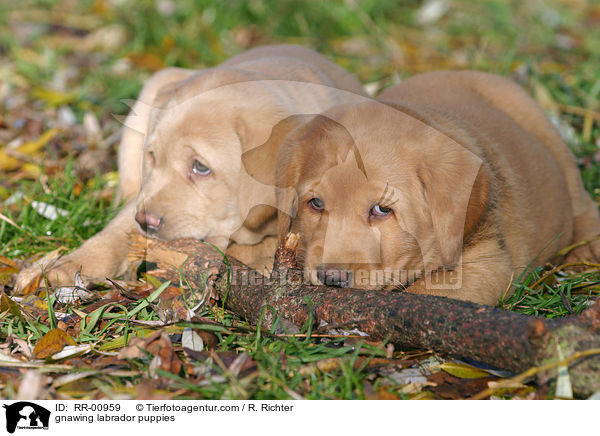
[128,233,600,397]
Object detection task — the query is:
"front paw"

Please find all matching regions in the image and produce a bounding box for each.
[14,254,91,293]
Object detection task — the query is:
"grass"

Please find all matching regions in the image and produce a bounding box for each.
[0,0,599,400]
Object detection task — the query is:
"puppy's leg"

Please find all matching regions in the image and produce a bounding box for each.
[565,204,600,263]
[15,202,138,291]
[557,136,600,263]
[404,240,513,306]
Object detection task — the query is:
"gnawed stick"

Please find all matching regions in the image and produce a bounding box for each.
[128,232,600,397]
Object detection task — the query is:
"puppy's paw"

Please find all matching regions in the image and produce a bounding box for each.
[13,247,113,293]
[15,255,88,293]
[563,238,600,265]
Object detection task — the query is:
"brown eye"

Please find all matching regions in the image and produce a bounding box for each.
[307,197,324,212]
[192,159,211,176]
[370,205,392,217]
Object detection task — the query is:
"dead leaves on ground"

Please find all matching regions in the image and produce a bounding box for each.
[0,267,539,399]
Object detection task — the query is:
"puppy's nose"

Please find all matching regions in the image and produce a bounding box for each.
[316,265,352,288]
[135,208,162,233]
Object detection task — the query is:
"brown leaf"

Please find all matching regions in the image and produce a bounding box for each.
[0,292,24,320]
[118,332,182,376]
[427,371,497,399]
[117,335,148,360]
[127,52,164,71]
[33,328,77,359]
[197,330,218,350]
[0,256,17,268]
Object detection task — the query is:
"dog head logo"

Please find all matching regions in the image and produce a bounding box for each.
[3,402,50,433]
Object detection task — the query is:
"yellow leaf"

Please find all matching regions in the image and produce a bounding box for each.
[440,362,491,379]
[20,295,48,313]
[532,80,558,115]
[0,256,17,268]
[71,308,88,319]
[101,171,119,187]
[31,87,78,107]
[0,266,19,284]
[33,328,77,359]
[0,150,21,171]
[21,163,42,176]
[17,128,59,156]
[0,292,24,319]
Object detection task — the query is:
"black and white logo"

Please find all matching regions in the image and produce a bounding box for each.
[3,402,50,433]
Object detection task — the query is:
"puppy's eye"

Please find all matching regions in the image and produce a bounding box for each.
[370,205,392,217]
[192,159,211,176]
[307,197,324,212]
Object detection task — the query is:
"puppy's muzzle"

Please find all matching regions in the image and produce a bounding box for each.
[135,208,163,234]
[316,264,352,288]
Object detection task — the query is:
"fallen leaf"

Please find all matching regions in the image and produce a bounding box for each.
[31,87,77,107]
[182,327,204,352]
[51,344,93,360]
[33,328,77,359]
[427,371,496,399]
[127,52,164,71]
[117,336,148,360]
[440,362,492,379]
[118,331,183,376]
[0,352,23,363]
[0,265,19,284]
[0,256,17,268]
[16,128,59,155]
[30,200,68,221]
[0,292,24,320]
[54,285,97,304]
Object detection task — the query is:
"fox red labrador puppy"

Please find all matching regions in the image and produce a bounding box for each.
[268,71,600,305]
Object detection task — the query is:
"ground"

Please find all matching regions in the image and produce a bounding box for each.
[0,0,599,400]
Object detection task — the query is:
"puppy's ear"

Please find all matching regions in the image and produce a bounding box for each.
[242,115,311,187]
[242,114,320,243]
[273,117,312,244]
[419,143,490,267]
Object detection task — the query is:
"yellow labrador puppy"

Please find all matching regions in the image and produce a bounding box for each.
[270,71,600,305]
[16,45,367,290]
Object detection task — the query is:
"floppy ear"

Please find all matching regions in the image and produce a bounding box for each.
[242,114,321,243]
[242,115,311,187]
[418,142,490,268]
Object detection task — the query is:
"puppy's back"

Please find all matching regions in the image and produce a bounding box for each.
[220,44,367,95]
[379,71,589,216]
[378,71,576,269]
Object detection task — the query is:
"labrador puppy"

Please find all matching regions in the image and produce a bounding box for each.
[270,71,600,305]
[15,45,367,290]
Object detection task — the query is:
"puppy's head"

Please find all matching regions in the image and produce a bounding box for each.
[134,95,241,250]
[133,73,284,250]
[276,101,489,290]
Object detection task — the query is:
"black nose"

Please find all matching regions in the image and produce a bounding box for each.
[316,265,352,288]
[135,208,162,233]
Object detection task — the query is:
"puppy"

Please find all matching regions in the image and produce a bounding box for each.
[15,45,367,290]
[271,71,600,305]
